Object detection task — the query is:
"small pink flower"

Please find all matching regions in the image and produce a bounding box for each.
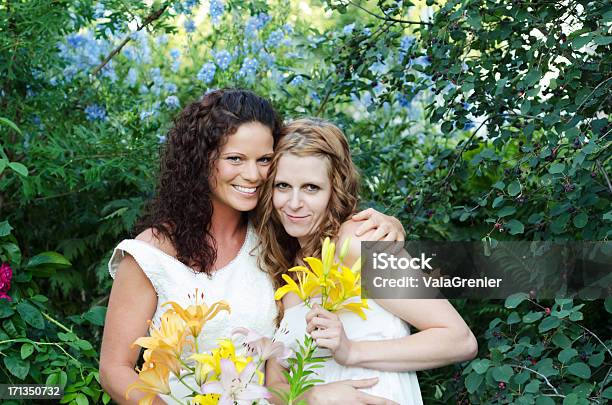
[0,291,12,301]
[0,263,12,292]
[233,327,292,366]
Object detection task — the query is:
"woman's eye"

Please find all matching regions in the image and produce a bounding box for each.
[227,156,241,163]
[275,182,289,190]
[258,157,272,164]
[305,184,320,192]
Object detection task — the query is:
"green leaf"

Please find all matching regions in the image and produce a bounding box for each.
[0,117,22,135]
[83,306,107,326]
[536,396,556,405]
[8,162,28,177]
[471,358,491,374]
[492,365,513,382]
[505,293,528,308]
[0,299,14,318]
[507,181,521,196]
[552,333,571,349]
[558,348,577,363]
[464,372,483,393]
[75,393,89,405]
[525,380,540,393]
[548,163,565,174]
[492,195,504,208]
[497,206,516,217]
[573,213,588,228]
[20,343,34,359]
[567,362,591,379]
[26,251,71,269]
[16,302,45,329]
[507,312,520,325]
[4,355,29,379]
[0,220,13,237]
[505,219,525,235]
[593,36,612,46]
[523,311,543,323]
[572,34,592,49]
[605,297,612,314]
[539,316,561,333]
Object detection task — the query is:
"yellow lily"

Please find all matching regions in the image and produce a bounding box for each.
[274,272,320,301]
[132,311,188,357]
[190,339,257,382]
[163,295,231,338]
[125,362,171,405]
[142,347,182,377]
[192,393,220,404]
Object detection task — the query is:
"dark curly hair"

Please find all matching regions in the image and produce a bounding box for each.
[135,89,283,275]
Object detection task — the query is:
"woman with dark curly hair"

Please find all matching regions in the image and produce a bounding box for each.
[98,89,403,404]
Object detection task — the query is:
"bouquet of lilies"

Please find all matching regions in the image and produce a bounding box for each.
[273,237,369,404]
[126,290,291,405]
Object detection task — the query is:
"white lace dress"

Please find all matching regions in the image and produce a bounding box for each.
[275,300,423,404]
[108,223,277,404]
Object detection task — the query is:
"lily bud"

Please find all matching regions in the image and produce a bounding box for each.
[339,237,351,261]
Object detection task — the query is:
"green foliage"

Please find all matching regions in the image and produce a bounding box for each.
[0,0,609,403]
[272,335,324,404]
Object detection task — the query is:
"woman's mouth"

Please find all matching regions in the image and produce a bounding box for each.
[284,212,310,222]
[233,185,258,195]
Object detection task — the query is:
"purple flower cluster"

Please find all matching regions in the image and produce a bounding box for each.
[209,0,224,25]
[85,104,107,121]
[214,49,232,70]
[184,19,197,33]
[245,13,270,37]
[197,62,216,83]
[0,263,12,301]
[238,57,258,81]
[265,29,284,48]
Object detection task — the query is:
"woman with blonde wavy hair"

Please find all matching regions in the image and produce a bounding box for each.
[258,118,478,405]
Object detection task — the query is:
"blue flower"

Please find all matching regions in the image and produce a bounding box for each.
[343,23,355,35]
[310,91,321,104]
[259,51,275,68]
[238,57,258,81]
[93,3,105,19]
[214,49,232,70]
[463,121,475,130]
[245,13,270,37]
[396,93,411,108]
[156,134,167,143]
[400,35,415,51]
[411,56,431,67]
[362,27,371,36]
[126,68,138,87]
[265,29,284,48]
[197,62,216,83]
[184,19,196,33]
[170,48,181,59]
[165,82,178,93]
[165,95,180,109]
[156,34,168,45]
[424,156,435,171]
[289,75,304,86]
[140,105,159,121]
[209,0,224,25]
[85,104,107,121]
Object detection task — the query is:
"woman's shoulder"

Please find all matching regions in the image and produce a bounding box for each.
[134,227,178,258]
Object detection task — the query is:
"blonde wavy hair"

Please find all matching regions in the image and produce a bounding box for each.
[255,118,360,318]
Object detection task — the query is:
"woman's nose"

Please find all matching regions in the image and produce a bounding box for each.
[288,190,302,209]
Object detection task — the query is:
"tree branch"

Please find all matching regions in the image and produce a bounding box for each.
[91,5,168,76]
[347,1,432,26]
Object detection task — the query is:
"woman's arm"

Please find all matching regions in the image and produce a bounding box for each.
[350,208,405,242]
[306,299,478,372]
[99,254,164,404]
[265,357,395,405]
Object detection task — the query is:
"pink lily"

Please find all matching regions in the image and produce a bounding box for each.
[232,327,292,366]
[201,358,270,405]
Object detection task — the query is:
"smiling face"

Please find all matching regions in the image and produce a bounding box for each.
[210,121,274,212]
[272,153,332,245]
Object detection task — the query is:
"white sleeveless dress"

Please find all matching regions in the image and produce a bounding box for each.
[108,223,277,404]
[275,300,423,404]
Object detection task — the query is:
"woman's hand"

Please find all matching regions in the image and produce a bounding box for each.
[352,208,405,242]
[306,305,353,366]
[306,378,399,405]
